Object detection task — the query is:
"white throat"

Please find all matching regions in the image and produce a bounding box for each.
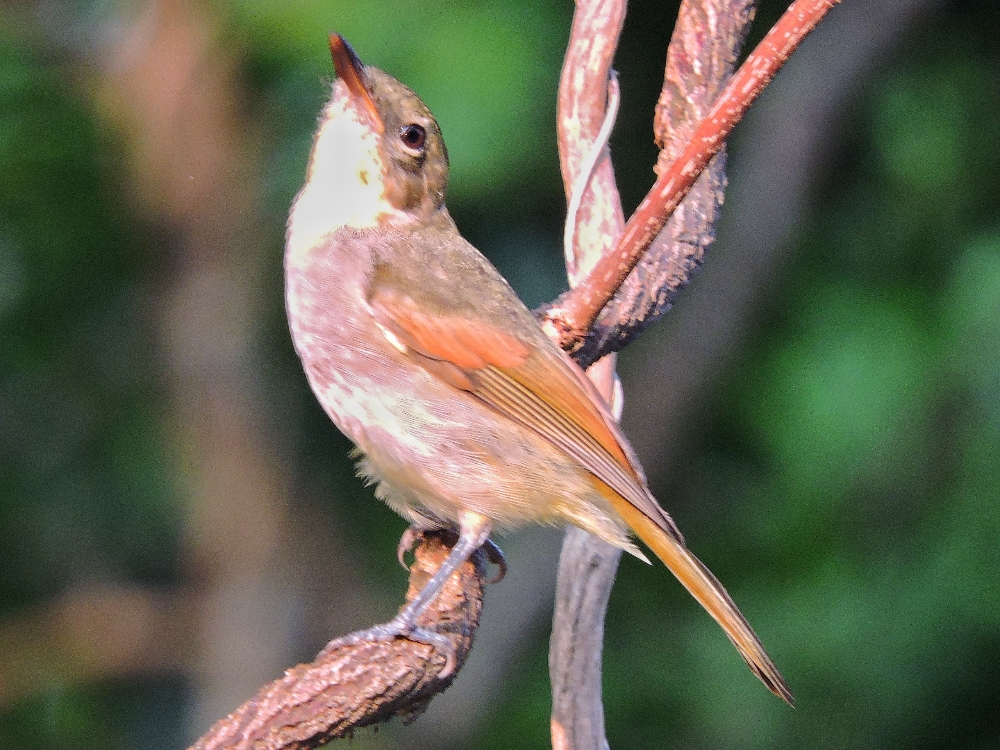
[286,88,396,261]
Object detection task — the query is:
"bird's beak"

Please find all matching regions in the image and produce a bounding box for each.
[329,34,384,134]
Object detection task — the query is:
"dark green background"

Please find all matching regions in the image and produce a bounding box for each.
[2,0,999,748]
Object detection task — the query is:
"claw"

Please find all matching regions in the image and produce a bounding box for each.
[397,525,425,569]
[482,539,507,584]
[315,616,457,679]
[407,626,457,679]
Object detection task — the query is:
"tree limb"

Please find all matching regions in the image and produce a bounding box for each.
[548,2,627,749]
[548,0,844,747]
[540,0,844,360]
[189,532,486,750]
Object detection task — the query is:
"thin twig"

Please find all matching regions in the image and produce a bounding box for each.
[564,72,621,278]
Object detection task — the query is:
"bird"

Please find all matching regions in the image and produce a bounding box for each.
[284,33,791,704]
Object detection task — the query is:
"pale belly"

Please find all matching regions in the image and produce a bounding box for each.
[301,343,582,530]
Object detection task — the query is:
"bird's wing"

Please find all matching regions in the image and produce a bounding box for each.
[367,278,672,530]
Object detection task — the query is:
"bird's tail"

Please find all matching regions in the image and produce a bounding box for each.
[591,477,794,705]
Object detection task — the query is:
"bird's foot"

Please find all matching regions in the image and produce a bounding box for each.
[323,514,494,680]
[397,524,429,569]
[316,611,458,678]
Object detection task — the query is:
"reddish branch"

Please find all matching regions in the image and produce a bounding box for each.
[542,0,843,354]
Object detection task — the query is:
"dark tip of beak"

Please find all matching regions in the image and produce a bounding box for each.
[329,34,384,134]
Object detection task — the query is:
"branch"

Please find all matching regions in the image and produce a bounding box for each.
[549,0,753,745]
[189,533,485,750]
[549,0,844,746]
[568,0,754,368]
[554,0,627,286]
[540,0,844,360]
[548,2,627,749]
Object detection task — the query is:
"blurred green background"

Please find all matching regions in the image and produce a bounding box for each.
[2,0,999,748]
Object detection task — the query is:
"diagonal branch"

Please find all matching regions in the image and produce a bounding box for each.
[541,0,844,359]
[189,533,486,750]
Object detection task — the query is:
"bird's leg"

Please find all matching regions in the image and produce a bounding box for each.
[317,511,492,678]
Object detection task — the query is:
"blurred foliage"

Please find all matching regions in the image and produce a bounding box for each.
[0,26,177,610]
[1,0,999,749]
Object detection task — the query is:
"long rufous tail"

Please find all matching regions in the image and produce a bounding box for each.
[592,477,794,705]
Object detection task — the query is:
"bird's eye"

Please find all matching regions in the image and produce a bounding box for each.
[399,124,427,151]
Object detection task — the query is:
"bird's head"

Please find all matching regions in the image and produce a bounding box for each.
[287,35,451,259]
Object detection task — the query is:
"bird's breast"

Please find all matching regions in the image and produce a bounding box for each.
[283,240,624,534]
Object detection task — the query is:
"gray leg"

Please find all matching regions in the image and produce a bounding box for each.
[318,511,492,678]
